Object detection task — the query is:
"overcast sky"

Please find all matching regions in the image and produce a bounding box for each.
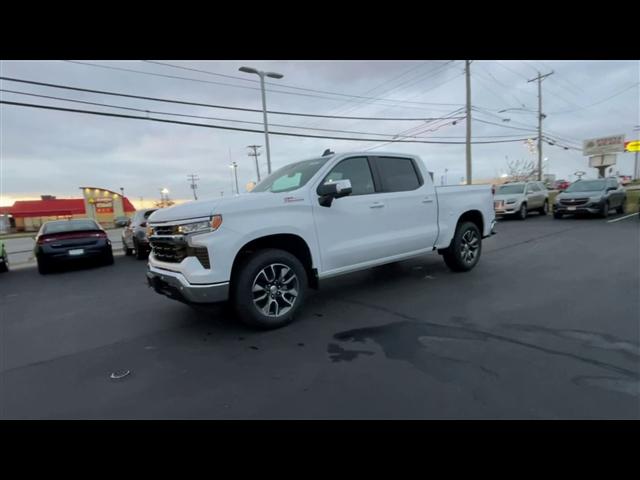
[1,60,638,206]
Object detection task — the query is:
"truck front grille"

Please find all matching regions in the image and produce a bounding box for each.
[150,237,210,268]
[151,239,187,263]
[153,225,180,236]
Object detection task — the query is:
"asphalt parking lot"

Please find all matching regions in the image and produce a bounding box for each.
[1,212,638,419]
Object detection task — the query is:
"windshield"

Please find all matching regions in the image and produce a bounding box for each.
[252,157,330,193]
[43,219,100,234]
[497,184,525,195]
[565,180,605,192]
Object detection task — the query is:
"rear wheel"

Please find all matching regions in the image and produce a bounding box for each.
[124,241,133,256]
[517,203,527,220]
[442,221,482,272]
[0,255,8,273]
[539,200,549,215]
[233,248,307,329]
[37,258,50,275]
[103,250,114,266]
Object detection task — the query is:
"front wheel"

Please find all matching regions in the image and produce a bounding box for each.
[233,248,307,329]
[616,201,625,214]
[442,221,482,272]
[517,203,527,220]
[600,201,609,218]
[553,212,563,219]
[134,239,149,260]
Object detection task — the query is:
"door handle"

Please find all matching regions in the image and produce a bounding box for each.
[422,197,434,203]
[369,202,385,209]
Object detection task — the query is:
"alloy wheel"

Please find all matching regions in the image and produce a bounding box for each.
[252,263,299,317]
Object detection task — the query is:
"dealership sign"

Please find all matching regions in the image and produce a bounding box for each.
[583,134,626,156]
[89,197,114,214]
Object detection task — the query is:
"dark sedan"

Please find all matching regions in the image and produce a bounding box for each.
[34,219,114,274]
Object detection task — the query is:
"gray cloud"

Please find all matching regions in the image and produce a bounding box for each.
[1,59,638,204]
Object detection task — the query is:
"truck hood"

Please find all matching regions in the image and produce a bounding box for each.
[148,192,279,223]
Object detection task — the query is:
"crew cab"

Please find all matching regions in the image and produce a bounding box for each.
[146,152,496,329]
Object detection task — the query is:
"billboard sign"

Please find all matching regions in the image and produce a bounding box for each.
[583,134,625,156]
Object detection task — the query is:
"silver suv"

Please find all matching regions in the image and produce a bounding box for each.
[122,208,157,259]
[494,181,549,220]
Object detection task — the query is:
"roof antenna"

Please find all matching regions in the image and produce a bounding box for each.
[322,149,334,156]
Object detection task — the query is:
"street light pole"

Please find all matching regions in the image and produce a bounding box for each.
[239,66,284,175]
[230,162,239,195]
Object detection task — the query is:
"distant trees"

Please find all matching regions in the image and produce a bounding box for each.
[505,158,548,182]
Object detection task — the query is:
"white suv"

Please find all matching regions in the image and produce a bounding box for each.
[493,181,549,220]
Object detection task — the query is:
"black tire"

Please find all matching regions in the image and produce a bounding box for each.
[539,200,549,215]
[616,201,625,214]
[124,242,133,256]
[553,212,563,219]
[134,239,149,260]
[517,203,527,220]
[103,250,114,266]
[0,256,8,273]
[442,221,482,273]
[600,201,609,218]
[233,248,307,330]
[37,258,50,275]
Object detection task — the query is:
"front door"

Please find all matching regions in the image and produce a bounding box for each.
[311,156,390,273]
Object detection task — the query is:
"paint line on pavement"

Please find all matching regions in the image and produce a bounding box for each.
[607,213,639,223]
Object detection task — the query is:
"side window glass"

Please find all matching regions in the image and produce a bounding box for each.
[322,157,375,196]
[374,157,421,192]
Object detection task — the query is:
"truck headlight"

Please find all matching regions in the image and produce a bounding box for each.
[177,215,223,234]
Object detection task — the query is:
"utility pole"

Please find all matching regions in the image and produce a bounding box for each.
[528,71,554,181]
[465,60,472,185]
[187,173,199,200]
[247,145,262,182]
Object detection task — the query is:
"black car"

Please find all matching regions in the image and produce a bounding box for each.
[34,219,114,274]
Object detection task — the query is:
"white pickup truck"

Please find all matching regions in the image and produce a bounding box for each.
[146,152,496,329]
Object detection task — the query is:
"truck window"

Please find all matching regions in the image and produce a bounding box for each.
[374,157,422,192]
[321,157,375,196]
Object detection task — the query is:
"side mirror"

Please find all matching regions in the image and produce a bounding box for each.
[317,179,353,207]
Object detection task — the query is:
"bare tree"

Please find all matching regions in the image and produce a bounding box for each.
[505,158,547,182]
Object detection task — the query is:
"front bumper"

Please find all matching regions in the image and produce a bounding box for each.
[146,266,229,304]
[554,201,602,215]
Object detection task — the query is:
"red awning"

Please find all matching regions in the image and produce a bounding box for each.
[4,199,86,217]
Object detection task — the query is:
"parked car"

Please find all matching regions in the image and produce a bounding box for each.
[122,208,157,259]
[554,179,570,191]
[493,181,549,220]
[0,239,9,273]
[34,219,113,274]
[553,178,626,219]
[146,152,496,329]
[114,216,130,228]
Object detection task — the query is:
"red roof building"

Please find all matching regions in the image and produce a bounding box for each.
[1,191,136,231]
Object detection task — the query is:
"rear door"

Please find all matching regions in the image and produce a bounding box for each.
[369,155,438,255]
[526,183,543,209]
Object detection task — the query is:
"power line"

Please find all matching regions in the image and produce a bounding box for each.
[0,88,457,139]
[548,83,639,114]
[0,99,532,145]
[65,60,464,109]
[143,60,464,108]
[0,76,462,122]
